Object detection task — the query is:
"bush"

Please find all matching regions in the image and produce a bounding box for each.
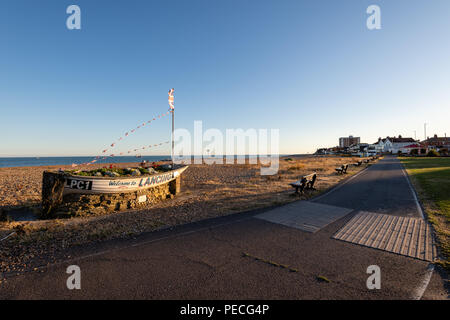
[410,149,419,155]
[439,148,448,156]
[427,150,440,157]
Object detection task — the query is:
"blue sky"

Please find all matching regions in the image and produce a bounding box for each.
[1,0,449,156]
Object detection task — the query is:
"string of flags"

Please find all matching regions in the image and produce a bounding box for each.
[101,109,171,156]
[72,89,175,168]
[128,141,170,156]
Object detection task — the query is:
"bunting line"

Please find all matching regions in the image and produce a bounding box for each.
[72,109,172,167]
[72,88,175,168]
[101,110,172,155]
[72,141,171,167]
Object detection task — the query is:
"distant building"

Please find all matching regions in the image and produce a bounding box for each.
[348,143,372,157]
[399,143,423,154]
[372,137,392,153]
[372,135,416,153]
[421,134,450,150]
[339,136,360,148]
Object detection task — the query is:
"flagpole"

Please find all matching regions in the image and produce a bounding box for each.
[169,88,175,168]
[172,103,174,167]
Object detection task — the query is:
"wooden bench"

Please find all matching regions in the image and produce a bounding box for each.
[353,160,363,167]
[335,164,349,174]
[289,173,317,194]
[364,159,370,163]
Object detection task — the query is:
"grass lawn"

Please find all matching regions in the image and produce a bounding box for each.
[400,157,450,268]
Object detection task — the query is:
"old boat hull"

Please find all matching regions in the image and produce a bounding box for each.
[63,165,188,194]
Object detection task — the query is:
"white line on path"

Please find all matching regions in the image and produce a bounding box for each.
[0,232,16,242]
[411,264,435,300]
[400,161,435,300]
[400,165,424,219]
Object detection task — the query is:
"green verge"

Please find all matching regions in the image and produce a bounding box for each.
[400,157,450,269]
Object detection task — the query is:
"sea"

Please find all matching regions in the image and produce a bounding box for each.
[0,156,171,168]
[0,154,307,168]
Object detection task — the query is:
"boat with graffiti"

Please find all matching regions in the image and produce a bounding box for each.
[61,164,188,194]
[40,88,188,218]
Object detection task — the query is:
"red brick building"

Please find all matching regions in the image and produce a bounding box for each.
[421,134,450,150]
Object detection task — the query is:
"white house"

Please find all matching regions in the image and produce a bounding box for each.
[371,138,392,153]
[372,136,416,153]
[390,136,417,153]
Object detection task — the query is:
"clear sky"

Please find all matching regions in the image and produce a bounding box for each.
[1,0,449,156]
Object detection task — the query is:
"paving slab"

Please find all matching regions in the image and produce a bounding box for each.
[256,201,354,233]
[333,211,437,262]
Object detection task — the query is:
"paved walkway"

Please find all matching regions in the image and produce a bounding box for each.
[313,156,423,217]
[0,156,448,299]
